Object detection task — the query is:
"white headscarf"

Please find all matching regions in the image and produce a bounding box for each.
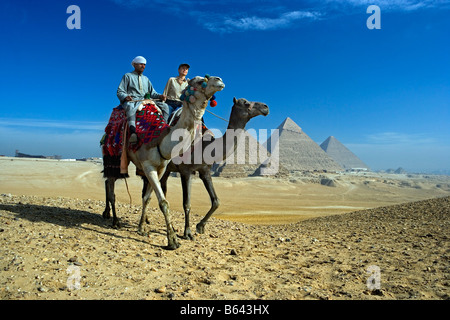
[131,56,147,66]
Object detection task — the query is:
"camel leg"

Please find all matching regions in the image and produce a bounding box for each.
[104,178,120,228]
[180,171,194,240]
[160,168,170,197]
[138,176,153,236]
[141,162,180,250]
[102,179,111,219]
[196,170,220,234]
[141,176,152,224]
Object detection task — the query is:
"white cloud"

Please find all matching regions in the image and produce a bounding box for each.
[325,0,450,11]
[205,11,321,33]
[365,132,436,145]
[107,0,321,33]
[107,0,450,33]
[0,118,104,131]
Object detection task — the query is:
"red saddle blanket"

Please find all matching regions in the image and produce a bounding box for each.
[102,104,170,177]
[102,104,170,163]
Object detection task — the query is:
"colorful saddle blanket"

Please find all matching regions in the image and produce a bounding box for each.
[103,104,169,155]
[133,104,170,152]
[102,104,170,177]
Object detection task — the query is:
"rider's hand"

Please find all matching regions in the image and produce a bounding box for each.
[124,96,133,102]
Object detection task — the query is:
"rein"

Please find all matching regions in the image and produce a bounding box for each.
[205,108,229,122]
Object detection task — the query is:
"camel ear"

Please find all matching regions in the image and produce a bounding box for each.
[233,97,237,104]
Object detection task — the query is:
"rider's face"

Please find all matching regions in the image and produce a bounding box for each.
[134,63,146,74]
[178,66,189,76]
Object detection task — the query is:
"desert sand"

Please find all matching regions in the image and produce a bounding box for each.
[0,157,449,300]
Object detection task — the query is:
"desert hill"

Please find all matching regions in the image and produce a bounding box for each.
[0,193,448,300]
[0,157,449,300]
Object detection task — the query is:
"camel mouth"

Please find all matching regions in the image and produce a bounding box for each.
[257,104,269,116]
[212,80,225,90]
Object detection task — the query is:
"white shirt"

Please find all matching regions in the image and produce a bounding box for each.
[163,77,189,101]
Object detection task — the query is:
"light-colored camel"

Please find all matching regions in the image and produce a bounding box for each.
[156,97,269,239]
[103,76,225,249]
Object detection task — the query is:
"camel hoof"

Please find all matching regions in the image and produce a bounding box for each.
[102,210,111,219]
[196,223,205,234]
[112,219,121,229]
[166,232,181,250]
[166,241,181,250]
[183,230,195,241]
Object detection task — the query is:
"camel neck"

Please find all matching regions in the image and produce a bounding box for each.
[158,100,207,160]
[226,108,248,131]
[216,110,249,162]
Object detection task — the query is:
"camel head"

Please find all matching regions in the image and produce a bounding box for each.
[229,97,269,128]
[179,75,225,121]
[187,76,225,100]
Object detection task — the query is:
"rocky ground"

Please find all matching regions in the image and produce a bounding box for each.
[1,193,448,300]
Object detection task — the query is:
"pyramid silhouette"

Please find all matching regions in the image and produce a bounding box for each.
[320,136,370,170]
[264,117,343,172]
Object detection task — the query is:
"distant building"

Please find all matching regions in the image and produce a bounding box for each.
[15,150,61,160]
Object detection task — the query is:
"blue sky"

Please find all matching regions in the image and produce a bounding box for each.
[0,0,449,172]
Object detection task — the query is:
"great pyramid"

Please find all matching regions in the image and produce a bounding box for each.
[263,117,343,172]
[320,136,370,170]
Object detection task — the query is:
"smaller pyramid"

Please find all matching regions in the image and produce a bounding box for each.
[320,136,369,170]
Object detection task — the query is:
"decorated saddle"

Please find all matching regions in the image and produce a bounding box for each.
[102,104,170,178]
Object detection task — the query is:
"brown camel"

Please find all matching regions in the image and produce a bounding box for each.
[146,97,269,240]
[102,75,225,250]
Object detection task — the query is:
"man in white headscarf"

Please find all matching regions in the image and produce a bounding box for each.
[117,56,168,144]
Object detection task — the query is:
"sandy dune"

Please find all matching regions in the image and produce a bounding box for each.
[0,157,449,300]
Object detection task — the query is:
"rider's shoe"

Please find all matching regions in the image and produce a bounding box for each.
[129,133,138,144]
